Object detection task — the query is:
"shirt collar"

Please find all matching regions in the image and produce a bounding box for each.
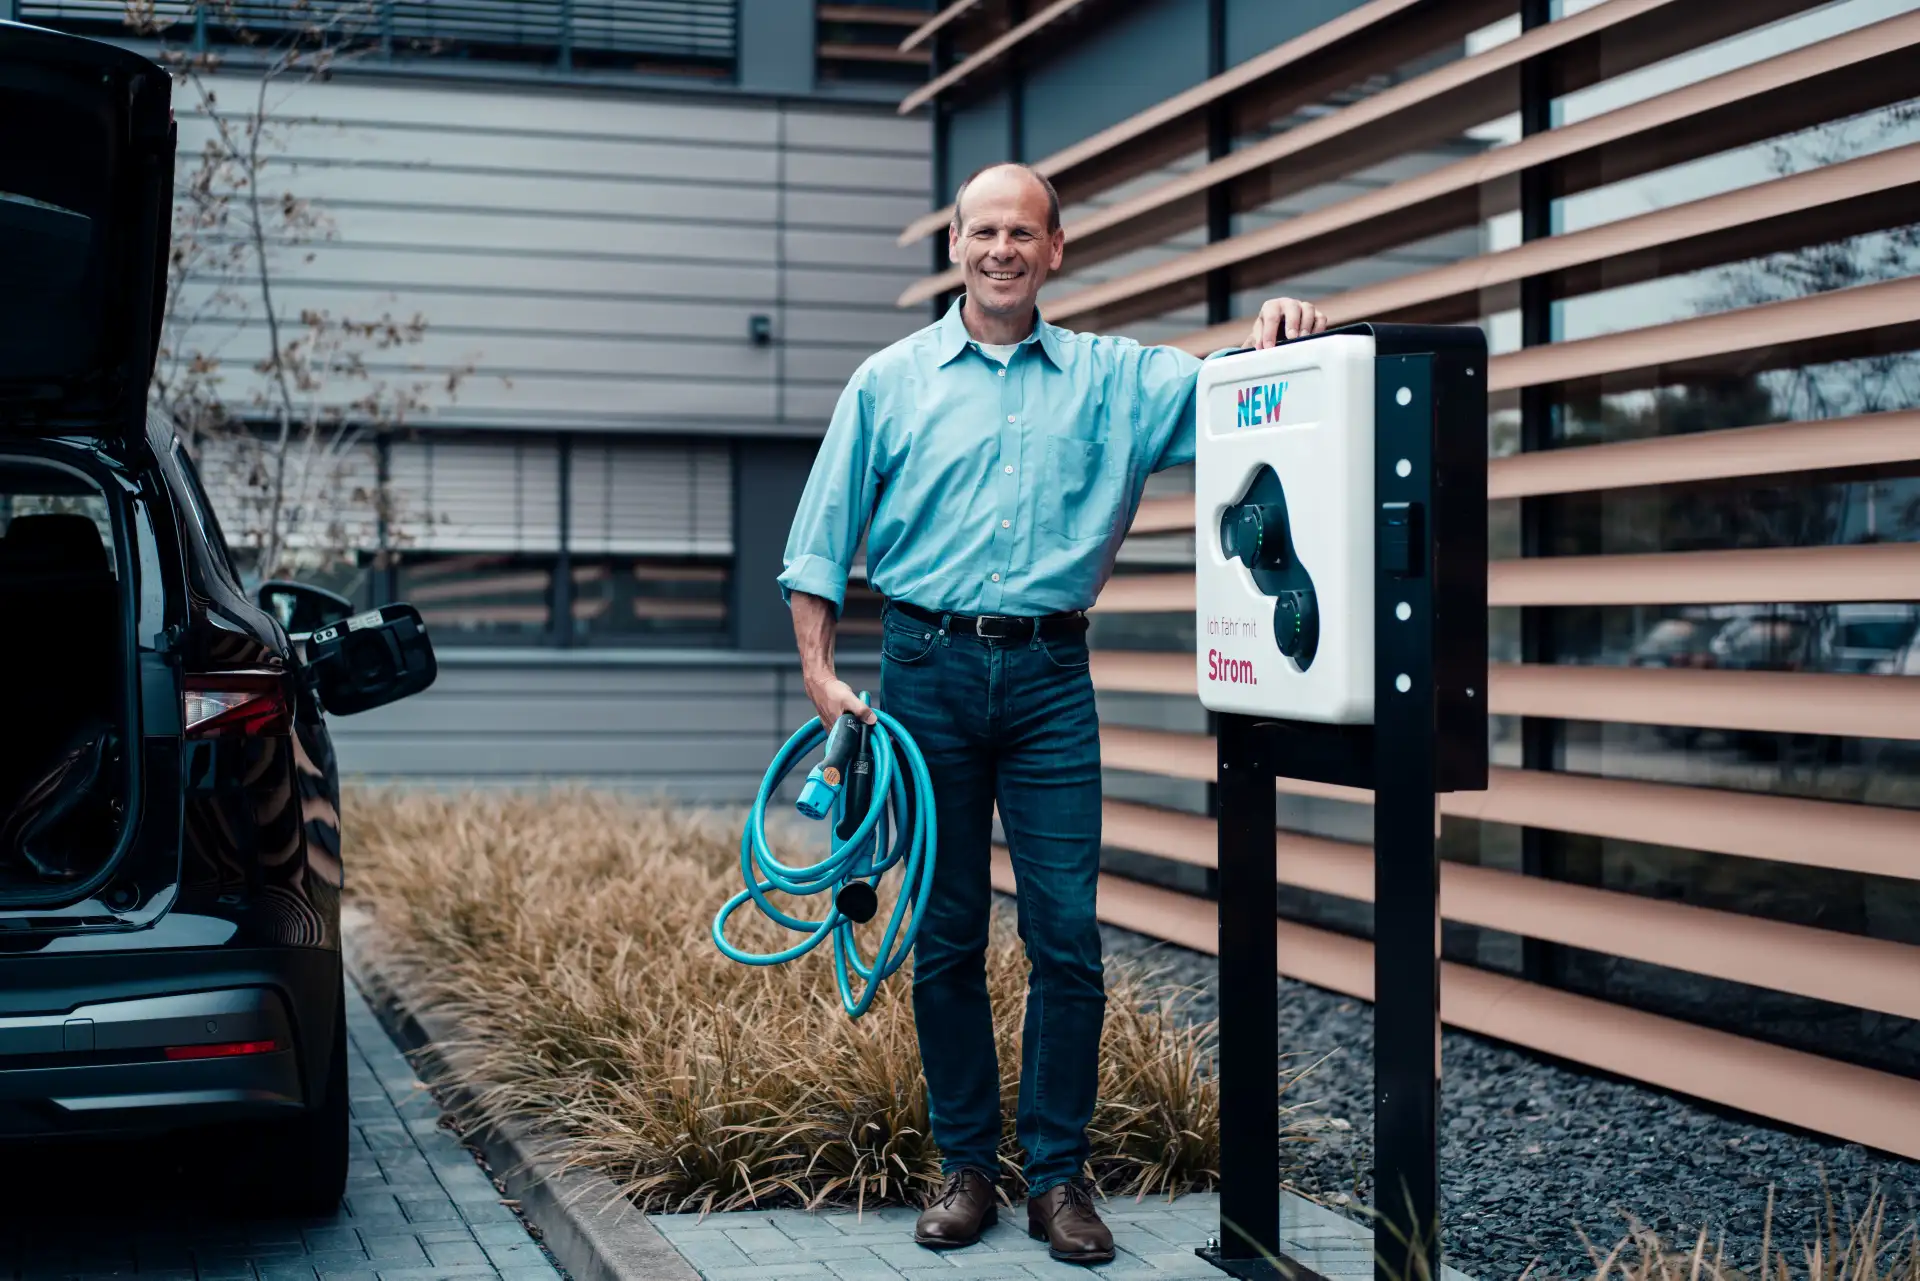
[936,296,1066,371]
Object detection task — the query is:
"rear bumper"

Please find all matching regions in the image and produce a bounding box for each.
[0,946,338,1140]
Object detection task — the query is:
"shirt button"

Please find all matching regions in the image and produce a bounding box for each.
[1004,464,1013,474]
[998,369,1006,378]
[1001,519,1011,528]
[1007,415,1016,423]
[991,573,1000,582]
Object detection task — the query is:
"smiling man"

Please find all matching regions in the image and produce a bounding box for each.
[779,163,1325,1264]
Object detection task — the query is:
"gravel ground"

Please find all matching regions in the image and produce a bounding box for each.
[1096,921,1920,1281]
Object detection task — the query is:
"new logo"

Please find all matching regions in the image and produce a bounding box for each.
[1236,382,1288,427]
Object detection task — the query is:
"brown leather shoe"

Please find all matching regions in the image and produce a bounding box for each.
[914,1167,999,1249]
[1027,1181,1115,1264]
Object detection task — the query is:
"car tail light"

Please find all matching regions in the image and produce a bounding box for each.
[164,1038,281,1061]
[184,674,292,738]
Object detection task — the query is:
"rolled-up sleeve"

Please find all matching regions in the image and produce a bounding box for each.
[778,364,879,616]
[1136,344,1204,473]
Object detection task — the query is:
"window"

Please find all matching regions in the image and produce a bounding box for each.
[394,553,554,642]
[571,556,730,643]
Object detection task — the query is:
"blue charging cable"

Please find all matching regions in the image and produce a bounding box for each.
[711,694,937,1019]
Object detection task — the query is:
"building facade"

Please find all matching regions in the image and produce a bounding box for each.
[905,0,1920,1157]
[14,0,934,794]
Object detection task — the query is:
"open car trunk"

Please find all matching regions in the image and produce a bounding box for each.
[0,454,139,905]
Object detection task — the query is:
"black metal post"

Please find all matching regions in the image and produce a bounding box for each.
[1517,0,1559,986]
[1204,0,1232,328]
[1214,713,1280,1272]
[1007,0,1027,163]
[1372,356,1442,1281]
[373,434,396,608]
[553,433,574,647]
[931,28,954,323]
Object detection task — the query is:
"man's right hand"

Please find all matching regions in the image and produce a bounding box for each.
[805,672,877,732]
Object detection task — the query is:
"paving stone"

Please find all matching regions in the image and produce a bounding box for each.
[426,1237,493,1268]
[472,1222,546,1247]
[699,1265,839,1281]
[824,1257,910,1281]
[396,1194,462,1224]
[481,1241,552,1269]
[356,1233,430,1265]
[256,1265,322,1281]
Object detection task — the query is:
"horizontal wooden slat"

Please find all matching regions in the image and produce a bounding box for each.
[1090,653,1920,740]
[1493,662,1920,740]
[1094,544,1920,612]
[1170,139,1920,354]
[1097,797,1920,1020]
[898,0,1095,116]
[1099,724,1920,879]
[1043,9,1920,332]
[1101,724,1375,806]
[894,0,1509,244]
[897,0,979,52]
[1488,410,1920,500]
[1126,495,1194,535]
[819,41,931,63]
[819,4,932,26]
[989,850,1920,1159]
[1489,273,1920,398]
[1089,572,1195,613]
[899,0,1830,305]
[1489,542,1920,607]
[1121,415,1920,522]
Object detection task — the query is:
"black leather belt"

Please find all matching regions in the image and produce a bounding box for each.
[889,599,1088,641]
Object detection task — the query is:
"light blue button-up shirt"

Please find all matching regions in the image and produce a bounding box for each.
[779,298,1209,617]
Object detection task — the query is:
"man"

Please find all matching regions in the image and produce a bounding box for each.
[778,163,1326,1264]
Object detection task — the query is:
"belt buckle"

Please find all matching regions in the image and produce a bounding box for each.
[974,615,996,638]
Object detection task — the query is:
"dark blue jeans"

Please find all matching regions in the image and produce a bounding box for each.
[878,603,1105,1196]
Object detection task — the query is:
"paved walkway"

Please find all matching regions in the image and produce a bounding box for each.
[649,1188,1475,1281]
[0,980,562,1281]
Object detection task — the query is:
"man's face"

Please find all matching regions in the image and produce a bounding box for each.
[948,168,1065,321]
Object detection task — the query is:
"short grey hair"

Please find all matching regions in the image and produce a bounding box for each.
[951,163,1061,234]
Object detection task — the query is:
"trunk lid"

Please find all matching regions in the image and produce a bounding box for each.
[0,20,173,442]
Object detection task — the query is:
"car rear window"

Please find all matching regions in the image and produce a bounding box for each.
[0,465,115,578]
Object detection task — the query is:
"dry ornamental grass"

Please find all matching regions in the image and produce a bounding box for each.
[343,788,1308,1216]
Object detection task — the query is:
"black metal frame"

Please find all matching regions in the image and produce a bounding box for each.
[1198,325,1487,1281]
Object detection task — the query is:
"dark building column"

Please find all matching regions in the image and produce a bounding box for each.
[733,437,827,652]
[738,0,816,97]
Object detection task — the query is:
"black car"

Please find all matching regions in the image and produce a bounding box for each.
[1,21,436,1214]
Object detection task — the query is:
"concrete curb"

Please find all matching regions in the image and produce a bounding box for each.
[341,906,703,1281]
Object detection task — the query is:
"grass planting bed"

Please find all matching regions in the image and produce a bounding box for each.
[344,788,1243,1218]
[348,788,1920,1280]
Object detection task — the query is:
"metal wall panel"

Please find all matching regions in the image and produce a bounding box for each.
[328,654,884,798]
[172,77,930,440]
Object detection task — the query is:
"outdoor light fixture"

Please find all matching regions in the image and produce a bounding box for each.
[749,314,773,346]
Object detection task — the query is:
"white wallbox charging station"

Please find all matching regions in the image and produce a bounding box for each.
[1194,333,1377,724]
[1195,322,1488,1281]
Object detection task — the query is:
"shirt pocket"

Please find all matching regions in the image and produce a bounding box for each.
[1036,433,1121,544]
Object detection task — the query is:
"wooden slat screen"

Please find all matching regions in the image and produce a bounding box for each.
[918,0,1920,1149]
